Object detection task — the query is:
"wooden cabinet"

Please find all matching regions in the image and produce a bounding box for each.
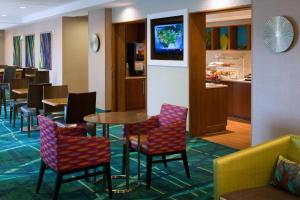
[125,77,146,110]
[112,20,147,112]
[222,81,251,120]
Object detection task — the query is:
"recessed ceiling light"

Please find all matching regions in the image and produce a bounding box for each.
[19,6,26,9]
[1,14,7,17]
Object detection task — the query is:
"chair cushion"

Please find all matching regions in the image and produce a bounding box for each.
[270,155,300,196]
[221,186,299,200]
[20,106,37,115]
[129,134,148,152]
[10,99,27,107]
[55,120,96,136]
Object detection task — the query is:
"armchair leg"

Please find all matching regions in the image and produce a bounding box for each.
[122,144,127,174]
[2,89,7,118]
[9,106,12,124]
[0,89,2,115]
[181,150,191,179]
[27,115,31,137]
[53,173,63,200]
[105,163,112,199]
[84,170,89,182]
[20,112,23,133]
[146,155,153,189]
[36,161,46,194]
[162,155,168,167]
[2,90,7,118]
[13,107,17,127]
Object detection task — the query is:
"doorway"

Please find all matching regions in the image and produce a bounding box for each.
[189,7,252,149]
[204,8,252,149]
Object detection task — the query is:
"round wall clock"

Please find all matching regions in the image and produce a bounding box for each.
[90,33,100,53]
[263,16,294,53]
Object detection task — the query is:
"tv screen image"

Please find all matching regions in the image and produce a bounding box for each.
[154,23,184,55]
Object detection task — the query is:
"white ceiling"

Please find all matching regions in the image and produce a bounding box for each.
[0,0,251,30]
[0,0,128,29]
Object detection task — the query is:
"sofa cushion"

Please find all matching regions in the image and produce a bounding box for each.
[271,155,300,196]
[221,186,299,200]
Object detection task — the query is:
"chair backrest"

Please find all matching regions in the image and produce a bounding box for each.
[65,92,96,124]
[34,71,50,84]
[10,78,28,100]
[27,83,51,109]
[24,68,37,75]
[38,115,58,170]
[43,85,68,113]
[159,103,188,127]
[3,67,16,83]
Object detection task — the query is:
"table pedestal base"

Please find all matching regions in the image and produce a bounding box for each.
[21,126,40,132]
[97,175,141,193]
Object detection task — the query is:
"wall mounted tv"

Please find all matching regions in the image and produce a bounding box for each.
[151,16,184,60]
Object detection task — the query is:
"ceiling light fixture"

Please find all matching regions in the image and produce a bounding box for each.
[1,14,7,17]
[19,6,26,9]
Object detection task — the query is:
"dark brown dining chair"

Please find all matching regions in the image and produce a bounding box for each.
[43,85,68,120]
[0,67,16,118]
[34,71,50,84]
[20,83,51,137]
[56,92,97,136]
[24,68,38,84]
[24,68,37,76]
[9,78,28,127]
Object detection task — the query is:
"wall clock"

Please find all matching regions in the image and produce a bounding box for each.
[263,16,294,53]
[90,33,100,53]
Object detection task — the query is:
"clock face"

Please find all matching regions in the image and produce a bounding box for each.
[264,16,294,53]
[90,33,100,53]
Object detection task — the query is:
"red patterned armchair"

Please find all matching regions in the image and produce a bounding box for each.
[122,103,190,189]
[36,115,112,200]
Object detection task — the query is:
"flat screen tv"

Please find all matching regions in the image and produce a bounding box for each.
[151,16,184,60]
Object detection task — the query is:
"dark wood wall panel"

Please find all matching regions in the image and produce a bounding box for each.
[189,12,206,136]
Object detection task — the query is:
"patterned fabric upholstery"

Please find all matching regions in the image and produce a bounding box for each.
[38,115,110,172]
[159,103,188,127]
[123,103,188,155]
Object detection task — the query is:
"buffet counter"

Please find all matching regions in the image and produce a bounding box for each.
[204,82,228,133]
[220,78,251,84]
[206,82,228,89]
[221,79,251,121]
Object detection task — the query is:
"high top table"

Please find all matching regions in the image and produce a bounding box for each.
[84,111,148,193]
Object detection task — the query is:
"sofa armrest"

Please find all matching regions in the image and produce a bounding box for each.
[214,135,291,200]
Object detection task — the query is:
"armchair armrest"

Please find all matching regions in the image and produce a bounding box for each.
[56,126,87,137]
[124,115,159,136]
[214,135,291,200]
[57,136,110,171]
[148,120,186,138]
[146,120,187,154]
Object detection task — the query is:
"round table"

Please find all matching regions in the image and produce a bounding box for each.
[84,111,148,193]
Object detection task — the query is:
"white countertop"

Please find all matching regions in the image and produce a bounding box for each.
[206,82,228,89]
[220,78,252,84]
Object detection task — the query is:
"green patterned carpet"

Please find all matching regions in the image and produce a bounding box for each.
[0,110,236,200]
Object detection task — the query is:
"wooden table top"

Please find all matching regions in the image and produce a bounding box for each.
[84,111,148,125]
[25,74,36,78]
[0,68,23,73]
[12,88,28,95]
[42,98,68,107]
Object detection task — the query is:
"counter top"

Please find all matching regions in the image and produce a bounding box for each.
[206,82,228,89]
[125,76,146,80]
[221,78,252,84]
